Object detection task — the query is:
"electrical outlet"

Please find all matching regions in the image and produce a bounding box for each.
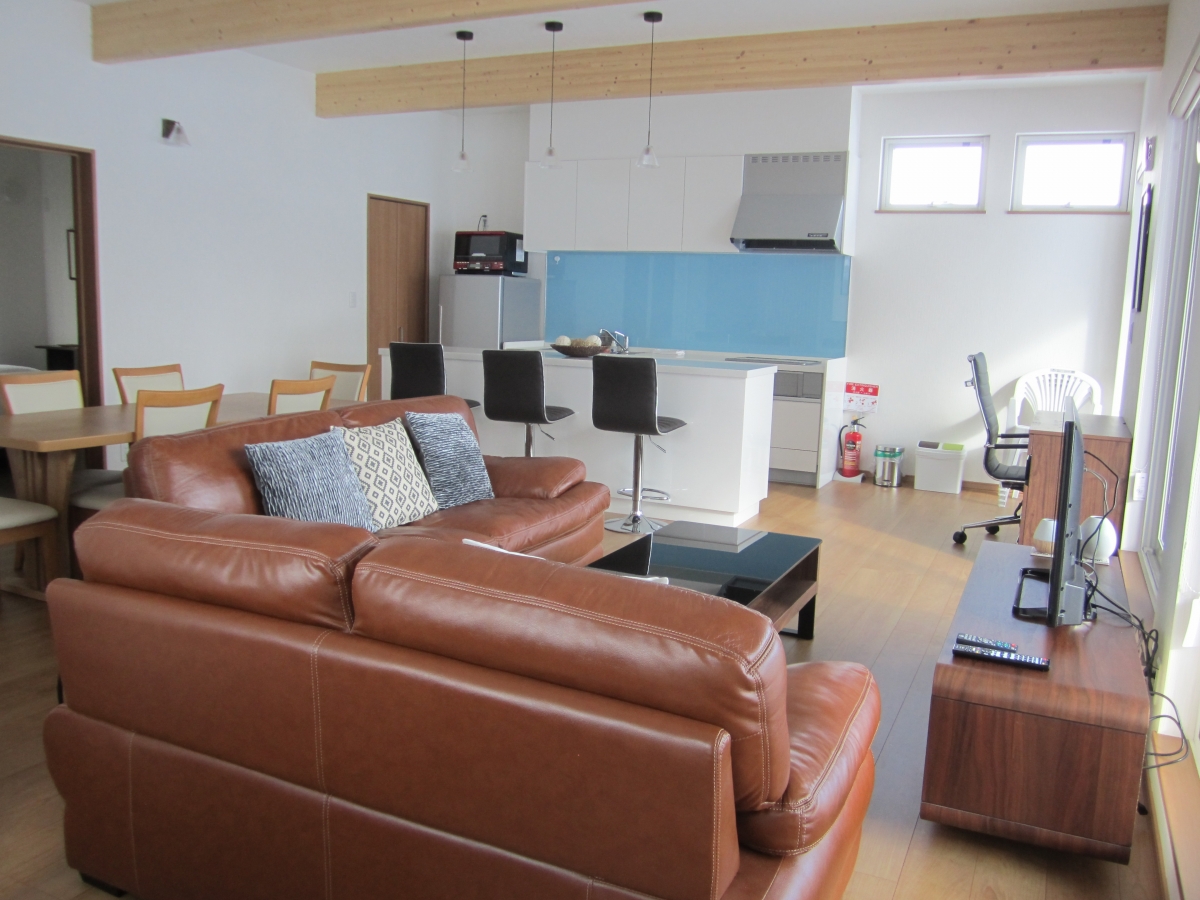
[349,291,357,309]
[1131,470,1147,502]
[118,444,129,466]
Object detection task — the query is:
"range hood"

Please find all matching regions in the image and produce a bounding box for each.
[731,151,847,253]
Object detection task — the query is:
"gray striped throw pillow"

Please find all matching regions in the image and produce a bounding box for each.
[245,430,374,531]
[404,412,494,509]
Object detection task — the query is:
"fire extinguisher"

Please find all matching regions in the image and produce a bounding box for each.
[838,417,866,477]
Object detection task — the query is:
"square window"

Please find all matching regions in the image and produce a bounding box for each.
[879,137,988,211]
[1012,133,1133,212]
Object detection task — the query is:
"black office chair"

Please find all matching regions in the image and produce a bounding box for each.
[592,355,686,534]
[389,342,480,409]
[953,352,1030,544]
[482,350,574,457]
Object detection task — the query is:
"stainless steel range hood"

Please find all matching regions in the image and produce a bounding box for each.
[731,152,847,253]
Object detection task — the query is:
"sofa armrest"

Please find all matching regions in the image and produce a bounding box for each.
[737,661,880,855]
[482,456,586,500]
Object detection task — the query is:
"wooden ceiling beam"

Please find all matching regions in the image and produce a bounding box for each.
[316,6,1166,117]
[91,0,633,63]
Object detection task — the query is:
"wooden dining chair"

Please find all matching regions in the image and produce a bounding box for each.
[113,364,185,404]
[0,497,58,592]
[0,370,84,415]
[69,385,225,553]
[268,376,337,415]
[0,370,123,495]
[310,361,371,402]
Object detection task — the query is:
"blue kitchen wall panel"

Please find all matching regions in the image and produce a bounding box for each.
[545,251,850,358]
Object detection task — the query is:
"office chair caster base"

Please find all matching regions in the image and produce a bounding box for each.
[985,524,1001,534]
[953,531,968,545]
[605,513,667,535]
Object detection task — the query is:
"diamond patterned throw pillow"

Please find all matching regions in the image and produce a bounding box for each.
[334,420,438,529]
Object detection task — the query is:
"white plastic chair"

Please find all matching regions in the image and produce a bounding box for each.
[998,367,1103,505]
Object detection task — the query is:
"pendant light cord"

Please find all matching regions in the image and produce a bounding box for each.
[549,31,556,149]
[646,20,655,147]
[460,39,467,154]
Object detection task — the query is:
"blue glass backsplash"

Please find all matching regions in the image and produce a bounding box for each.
[545,251,851,359]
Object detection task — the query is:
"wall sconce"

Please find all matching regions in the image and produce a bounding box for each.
[161,119,189,146]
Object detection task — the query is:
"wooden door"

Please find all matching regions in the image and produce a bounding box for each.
[367,195,428,400]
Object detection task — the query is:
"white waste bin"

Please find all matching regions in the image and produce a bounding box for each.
[914,441,966,494]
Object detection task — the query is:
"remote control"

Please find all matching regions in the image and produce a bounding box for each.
[952,643,1049,671]
[957,633,1018,652]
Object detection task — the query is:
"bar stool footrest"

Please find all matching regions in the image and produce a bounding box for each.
[617,487,671,502]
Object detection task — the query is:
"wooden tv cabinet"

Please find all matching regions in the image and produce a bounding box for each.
[920,542,1150,863]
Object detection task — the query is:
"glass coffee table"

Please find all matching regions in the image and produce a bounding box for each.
[589,521,821,638]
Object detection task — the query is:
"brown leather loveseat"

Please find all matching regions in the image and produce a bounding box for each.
[46,494,881,900]
[123,394,611,564]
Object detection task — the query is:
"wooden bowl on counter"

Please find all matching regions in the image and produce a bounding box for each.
[550,344,611,358]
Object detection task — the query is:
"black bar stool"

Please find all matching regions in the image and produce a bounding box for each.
[482,350,574,457]
[389,342,480,409]
[591,355,686,534]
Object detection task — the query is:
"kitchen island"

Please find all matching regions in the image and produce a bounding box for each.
[442,348,776,527]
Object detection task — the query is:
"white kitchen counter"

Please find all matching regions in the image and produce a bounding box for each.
[440,348,776,527]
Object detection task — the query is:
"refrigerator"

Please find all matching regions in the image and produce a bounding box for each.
[438,275,544,349]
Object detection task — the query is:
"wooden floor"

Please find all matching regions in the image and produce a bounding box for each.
[0,482,1164,900]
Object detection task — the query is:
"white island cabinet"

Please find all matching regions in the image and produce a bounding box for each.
[441,349,776,528]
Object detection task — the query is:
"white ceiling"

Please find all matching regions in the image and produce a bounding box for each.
[80,0,1163,73]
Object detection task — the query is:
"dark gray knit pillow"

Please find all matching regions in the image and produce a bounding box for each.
[245,430,374,531]
[404,412,494,509]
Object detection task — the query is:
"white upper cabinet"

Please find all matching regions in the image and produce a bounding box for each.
[682,156,744,253]
[628,158,686,251]
[523,161,577,251]
[575,159,631,251]
[523,154,745,253]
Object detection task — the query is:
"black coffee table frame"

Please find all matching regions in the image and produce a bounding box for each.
[589,523,821,638]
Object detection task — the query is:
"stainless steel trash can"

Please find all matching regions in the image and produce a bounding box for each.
[874,446,904,487]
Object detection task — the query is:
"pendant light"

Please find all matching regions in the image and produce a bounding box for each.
[453,30,473,173]
[540,21,564,169]
[637,11,662,169]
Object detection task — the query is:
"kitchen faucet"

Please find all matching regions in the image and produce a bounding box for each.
[599,329,629,353]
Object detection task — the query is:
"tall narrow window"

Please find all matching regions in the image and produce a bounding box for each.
[1012,133,1134,212]
[879,136,988,211]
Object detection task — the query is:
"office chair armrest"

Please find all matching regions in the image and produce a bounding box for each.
[987,440,1029,451]
[999,430,1029,438]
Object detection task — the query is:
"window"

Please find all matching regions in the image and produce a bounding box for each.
[1011,133,1134,212]
[879,136,988,211]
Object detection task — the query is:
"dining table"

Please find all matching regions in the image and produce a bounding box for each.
[1,392,363,594]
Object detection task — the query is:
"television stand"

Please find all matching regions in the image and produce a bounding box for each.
[920,542,1150,862]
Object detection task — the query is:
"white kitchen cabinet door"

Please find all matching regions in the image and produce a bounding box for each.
[523,161,577,251]
[628,158,685,251]
[771,399,822,451]
[575,159,631,251]
[682,156,743,252]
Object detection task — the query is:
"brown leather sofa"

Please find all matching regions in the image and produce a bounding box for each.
[124,394,611,565]
[46,497,881,900]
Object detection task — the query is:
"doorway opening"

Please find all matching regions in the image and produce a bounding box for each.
[0,136,101,406]
[367,195,429,401]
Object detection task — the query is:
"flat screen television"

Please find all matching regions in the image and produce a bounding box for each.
[1015,397,1091,626]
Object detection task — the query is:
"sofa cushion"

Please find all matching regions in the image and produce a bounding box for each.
[736,662,880,856]
[350,533,792,810]
[74,498,377,630]
[483,456,586,500]
[335,420,438,529]
[389,481,610,555]
[246,431,375,531]
[404,412,494,509]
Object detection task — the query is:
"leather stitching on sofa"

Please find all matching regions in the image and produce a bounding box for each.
[81,520,374,631]
[356,560,777,802]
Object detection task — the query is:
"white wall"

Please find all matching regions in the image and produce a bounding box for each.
[0,0,470,405]
[0,144,48,369]
[850,78,1145,480]
[40,150,77,346]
